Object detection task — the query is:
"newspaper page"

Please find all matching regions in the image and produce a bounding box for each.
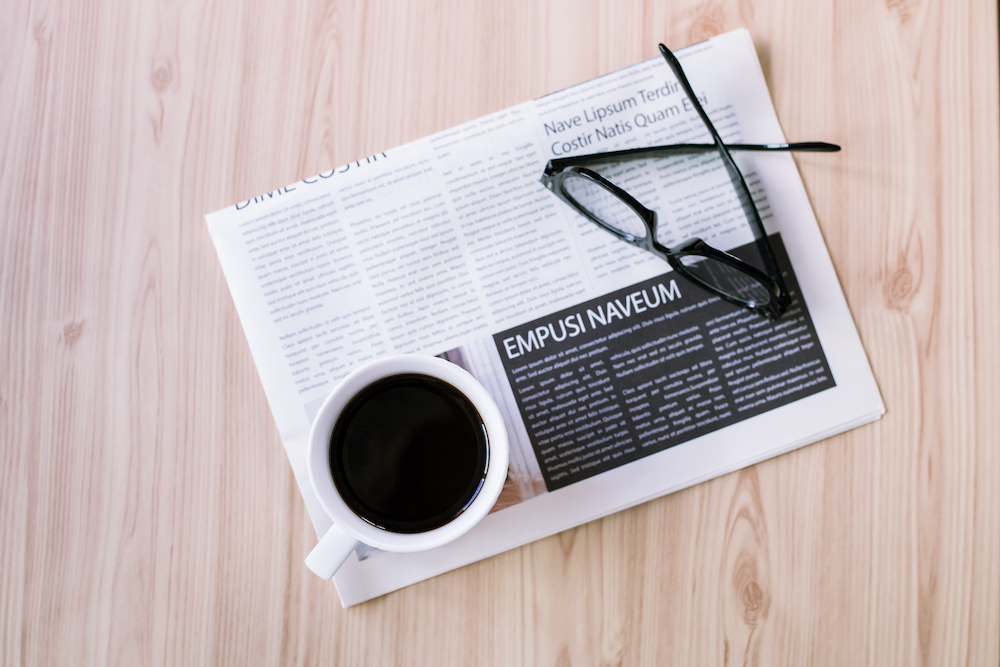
[205,29,883,606]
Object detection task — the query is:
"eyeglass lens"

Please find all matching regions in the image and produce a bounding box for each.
[676,254,773,305]
[561,172,648,240]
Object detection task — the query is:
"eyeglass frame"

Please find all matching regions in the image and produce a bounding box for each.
[539,43,839,321]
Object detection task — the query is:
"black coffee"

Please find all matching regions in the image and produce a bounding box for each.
[329,373,489,533]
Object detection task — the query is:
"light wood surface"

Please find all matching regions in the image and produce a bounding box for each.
[3,0,998,664]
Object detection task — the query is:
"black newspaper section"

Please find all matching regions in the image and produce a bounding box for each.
[492,235,835,491]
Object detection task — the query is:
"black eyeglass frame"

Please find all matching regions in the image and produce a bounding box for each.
[539,43,840,321]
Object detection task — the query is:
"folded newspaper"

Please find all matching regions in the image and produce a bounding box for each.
[206,29,884,606]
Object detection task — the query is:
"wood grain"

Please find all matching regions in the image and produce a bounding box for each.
[2,0,998,665]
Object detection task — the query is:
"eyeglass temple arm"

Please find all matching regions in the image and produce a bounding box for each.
[728,142,840,152]
[658,42,790,305]
[544,141,838,173]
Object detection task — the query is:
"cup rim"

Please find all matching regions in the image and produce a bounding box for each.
[307,353,509,553]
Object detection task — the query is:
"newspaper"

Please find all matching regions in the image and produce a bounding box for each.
[205,29,884,606]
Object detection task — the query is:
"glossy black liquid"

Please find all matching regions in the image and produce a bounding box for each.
[329,374,489,533]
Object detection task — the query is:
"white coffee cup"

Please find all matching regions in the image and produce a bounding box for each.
[305,354,509,579]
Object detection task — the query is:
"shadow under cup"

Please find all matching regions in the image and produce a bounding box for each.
[328,373,490,534]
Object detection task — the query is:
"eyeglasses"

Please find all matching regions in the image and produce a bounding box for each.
[540,43,839,320]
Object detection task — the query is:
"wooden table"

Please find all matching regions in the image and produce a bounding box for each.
[3,1,998,664]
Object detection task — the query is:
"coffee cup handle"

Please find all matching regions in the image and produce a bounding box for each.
[305,523,360,580]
